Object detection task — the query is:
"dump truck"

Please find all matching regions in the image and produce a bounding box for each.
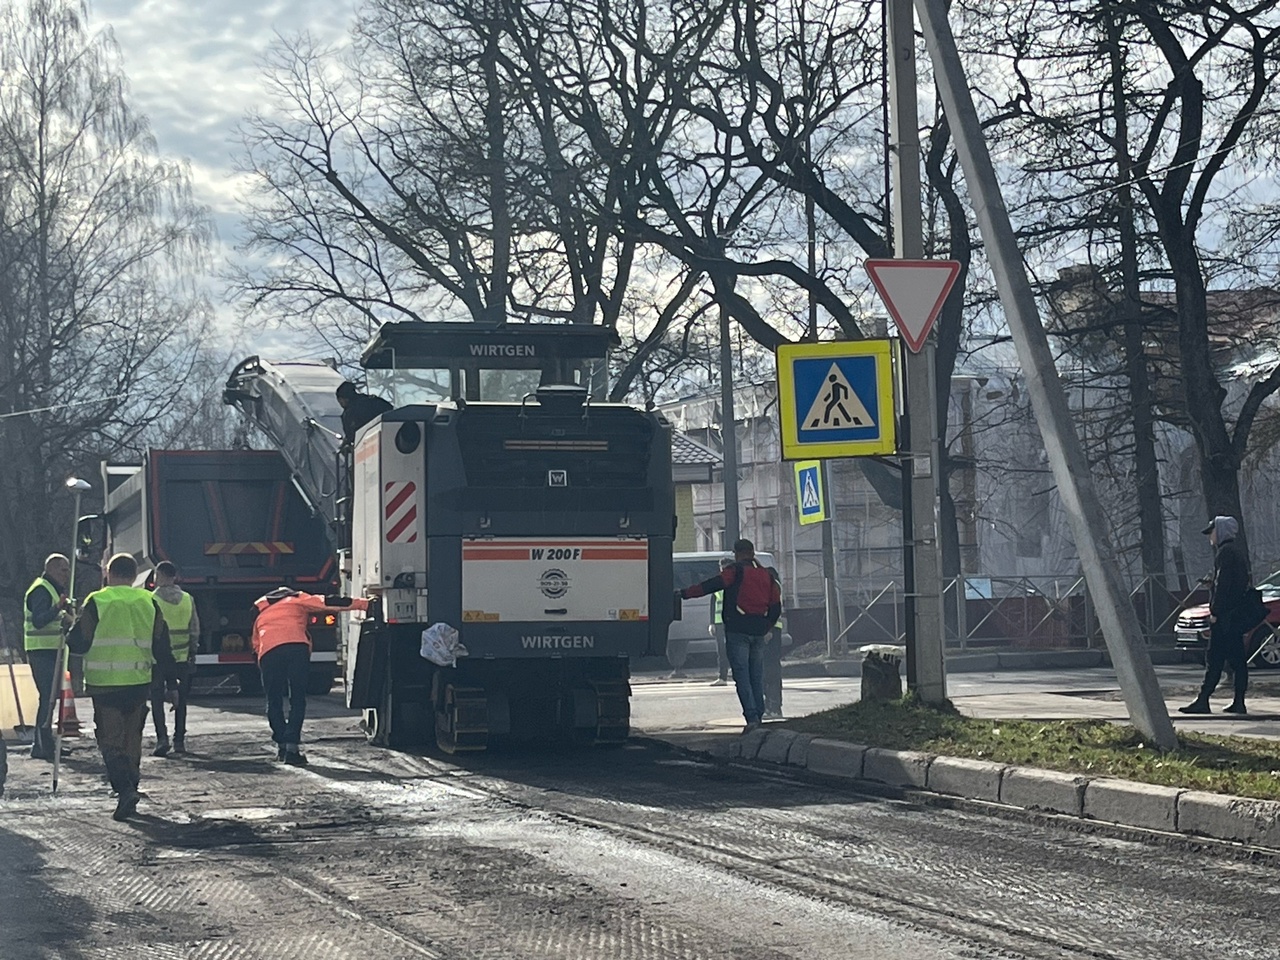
[100,449,341,694]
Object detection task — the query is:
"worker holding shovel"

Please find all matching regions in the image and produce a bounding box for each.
[24,554,73,761]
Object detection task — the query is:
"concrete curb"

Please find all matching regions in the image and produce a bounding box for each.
[1000,767,1088,817]
[708,729,1280,851]
[927,756,1007,803]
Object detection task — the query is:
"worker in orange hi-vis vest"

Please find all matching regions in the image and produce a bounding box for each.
[251,587,369,766]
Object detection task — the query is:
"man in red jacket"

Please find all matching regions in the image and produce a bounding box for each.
[678,539,782,733]
[253,587,369,765]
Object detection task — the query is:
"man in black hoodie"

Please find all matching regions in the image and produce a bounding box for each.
[1181,515,1252,715]
[336,381,393,447]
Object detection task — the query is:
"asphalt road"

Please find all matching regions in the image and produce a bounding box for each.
[1,691,1277,960]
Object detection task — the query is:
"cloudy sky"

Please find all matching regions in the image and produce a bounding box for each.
[93,0,360,357]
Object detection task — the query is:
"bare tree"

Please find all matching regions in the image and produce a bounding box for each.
[971,0,1280,556]
[236,0,676,349]
[238,0,996,580]
[0,0,211,612]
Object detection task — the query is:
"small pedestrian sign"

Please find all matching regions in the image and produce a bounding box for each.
[777,340,896,460]
[794,460,828,524]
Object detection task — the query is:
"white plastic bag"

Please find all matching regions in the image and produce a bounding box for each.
[420,622,467,667]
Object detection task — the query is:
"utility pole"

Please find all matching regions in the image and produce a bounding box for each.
[800,2,842,656]
[888,0,946,702]
[914,0,1177,749]
[720,304,740,548]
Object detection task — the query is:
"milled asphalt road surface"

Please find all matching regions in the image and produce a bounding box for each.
[1,691,1277,959]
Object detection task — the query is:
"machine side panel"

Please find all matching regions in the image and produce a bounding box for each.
[376,422,428,588]
[352,426,383,593]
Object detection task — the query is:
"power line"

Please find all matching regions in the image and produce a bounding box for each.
[0,394,128,421]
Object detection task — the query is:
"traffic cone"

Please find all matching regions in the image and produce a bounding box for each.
[56,671,81,738]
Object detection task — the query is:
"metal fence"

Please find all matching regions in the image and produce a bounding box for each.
[805,574,1211,655]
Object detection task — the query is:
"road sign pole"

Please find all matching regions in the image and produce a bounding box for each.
[888,0,946,703]
[720,304,740,549]
[794,459,841,657]
[820,462,842,658]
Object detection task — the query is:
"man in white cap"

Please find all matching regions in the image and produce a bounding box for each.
[1180,516,1252,715]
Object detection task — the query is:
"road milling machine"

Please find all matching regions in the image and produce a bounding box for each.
[226,323,676,752]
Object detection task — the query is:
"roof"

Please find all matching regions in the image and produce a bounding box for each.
[672,432,721,466]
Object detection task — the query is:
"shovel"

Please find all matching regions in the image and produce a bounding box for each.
[6,658,33,743]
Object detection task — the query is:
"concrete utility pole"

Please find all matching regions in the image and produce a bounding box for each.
[888,0,946,703]
[720,304,740,548]
[799,1,843,658]
[914,0,1177,748]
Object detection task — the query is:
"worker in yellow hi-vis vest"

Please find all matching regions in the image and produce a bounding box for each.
[149,561,199,758]
[67,553,177,821]
[24,554,72,760]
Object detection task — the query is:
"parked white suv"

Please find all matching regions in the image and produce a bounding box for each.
[670,551,789,657]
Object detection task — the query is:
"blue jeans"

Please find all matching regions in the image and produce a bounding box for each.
[725,632,767,724]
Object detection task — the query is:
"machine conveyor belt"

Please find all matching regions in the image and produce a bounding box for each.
[223,356,348,550]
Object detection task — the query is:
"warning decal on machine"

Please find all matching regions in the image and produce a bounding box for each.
[384,481,419,544]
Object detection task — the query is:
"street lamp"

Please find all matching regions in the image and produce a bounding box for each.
[65,477,92,602]
[51,476,92,793]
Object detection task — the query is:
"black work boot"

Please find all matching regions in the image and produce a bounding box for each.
[30,729,53,761]
[1178,699,1211,714]
[152,735,171,758]
[112,790,140,822]
[1224,701,1248,715]
[283,746,308,767]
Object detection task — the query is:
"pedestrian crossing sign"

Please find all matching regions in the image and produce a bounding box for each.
[776,340,896,460]
[794,461,828,524]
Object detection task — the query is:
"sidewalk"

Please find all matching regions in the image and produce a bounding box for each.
[636,664,1280,742]
[783,645,1196,678]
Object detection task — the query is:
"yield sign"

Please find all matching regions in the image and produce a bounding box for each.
[865,258,961,353]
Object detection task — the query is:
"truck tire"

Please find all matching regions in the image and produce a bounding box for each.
[306,670,336,696]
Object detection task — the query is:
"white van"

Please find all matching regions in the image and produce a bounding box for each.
[670,551,786,656]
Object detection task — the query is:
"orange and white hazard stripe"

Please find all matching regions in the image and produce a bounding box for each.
[384,481,419,544]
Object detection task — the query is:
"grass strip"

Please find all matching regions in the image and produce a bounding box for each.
[784,696,1280,801]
